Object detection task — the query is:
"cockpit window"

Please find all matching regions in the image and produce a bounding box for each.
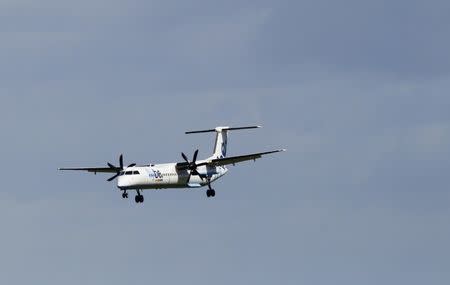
[133,171,140,175]
[125,171,132,175]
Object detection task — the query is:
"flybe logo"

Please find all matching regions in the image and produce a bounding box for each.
[149,169,163,180]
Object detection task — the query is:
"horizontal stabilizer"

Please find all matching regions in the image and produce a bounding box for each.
[186,125,261,134]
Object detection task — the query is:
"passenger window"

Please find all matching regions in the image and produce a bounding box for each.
[125,171,132,175]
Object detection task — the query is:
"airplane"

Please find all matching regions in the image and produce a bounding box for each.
[59,126,285,203]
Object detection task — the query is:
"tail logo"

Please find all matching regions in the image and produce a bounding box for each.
[221,136,227,157]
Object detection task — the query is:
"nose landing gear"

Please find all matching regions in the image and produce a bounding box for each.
[135,195,144,203]
[122,191,128,199]
[135,190,144,203]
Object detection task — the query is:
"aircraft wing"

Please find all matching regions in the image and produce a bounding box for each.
[199,149,286,167]
[59,167,119,174]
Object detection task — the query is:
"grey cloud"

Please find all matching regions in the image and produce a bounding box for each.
[248,0,450,77]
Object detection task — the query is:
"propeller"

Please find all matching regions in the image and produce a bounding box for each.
[181,149,206,183]
[107,154,136,181]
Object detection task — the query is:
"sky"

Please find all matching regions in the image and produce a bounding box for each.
[1,0,450,284]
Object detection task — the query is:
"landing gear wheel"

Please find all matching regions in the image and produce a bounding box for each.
[135,195,144,203]
[211,189,216,197]
[134,190,144,203]
[122,192,128,199]
[206,189,215,198]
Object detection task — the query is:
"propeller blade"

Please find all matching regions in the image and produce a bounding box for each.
[191,169,206,181]
[127,163,136,168]
[186,173,191,184]
[107,162,117,169]
[182,150,204,184]
[119,154,124,169]
[107,173,120,182]
[181,152,190,163]
[192,149,199,163]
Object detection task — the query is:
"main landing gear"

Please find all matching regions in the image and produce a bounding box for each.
[122,191,128,199]
[135,190,144,204]
[206,180,215,198]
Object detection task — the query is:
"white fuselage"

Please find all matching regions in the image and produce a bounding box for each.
[117,162,228,190]
[59,125,284,203]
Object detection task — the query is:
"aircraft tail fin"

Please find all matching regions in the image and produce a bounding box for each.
[185,125,261,159]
